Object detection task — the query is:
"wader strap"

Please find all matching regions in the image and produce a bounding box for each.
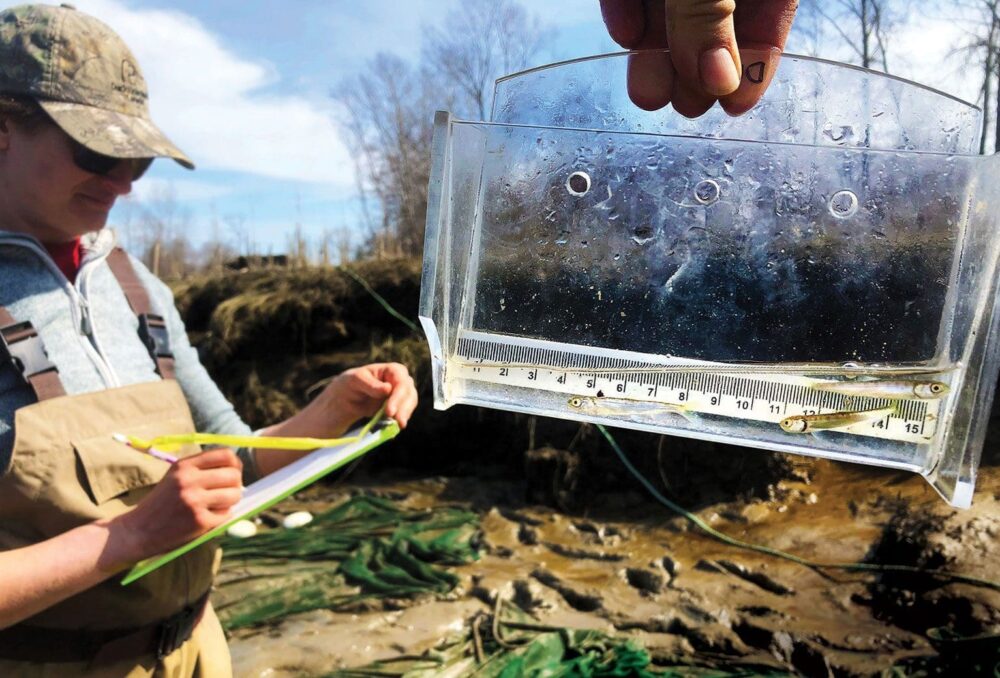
[106,248,176,380]
[0,590,209,663]
[0,305,66,401]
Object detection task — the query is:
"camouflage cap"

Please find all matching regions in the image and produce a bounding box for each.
[0,3,193,168]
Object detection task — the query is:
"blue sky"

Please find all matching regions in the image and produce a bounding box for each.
[67,0,985,256]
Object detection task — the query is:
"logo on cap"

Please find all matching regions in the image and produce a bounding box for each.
[113,59,147,105]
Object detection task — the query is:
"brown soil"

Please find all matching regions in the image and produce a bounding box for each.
[223,459,1000,677]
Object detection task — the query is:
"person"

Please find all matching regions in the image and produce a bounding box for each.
[0,3,417,675]
[600,0,800,115]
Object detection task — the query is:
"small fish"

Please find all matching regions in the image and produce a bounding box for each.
[780,406,896,434]
[810,379,949,400]
[567,395,685,418]
[459,358,955,378]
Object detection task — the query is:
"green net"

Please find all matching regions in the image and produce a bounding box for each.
[326,599,791,678]
[213,495,481,629]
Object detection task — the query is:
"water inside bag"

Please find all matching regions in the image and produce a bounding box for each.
[419,50,1000,507]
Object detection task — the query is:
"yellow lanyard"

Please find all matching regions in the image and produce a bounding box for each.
[122,404,387,453]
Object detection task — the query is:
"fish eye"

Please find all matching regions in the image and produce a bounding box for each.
[569,397,582,407]
[566,171,591,196]
[931,383,943,393]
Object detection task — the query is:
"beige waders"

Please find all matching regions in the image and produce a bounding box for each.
[0,250,232,676]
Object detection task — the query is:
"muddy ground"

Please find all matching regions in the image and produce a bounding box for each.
[222,456,1000,677]
[173,264,1000,676]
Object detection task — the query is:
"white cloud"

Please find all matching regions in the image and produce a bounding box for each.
[124,176,234,204]
[70,0,356,187]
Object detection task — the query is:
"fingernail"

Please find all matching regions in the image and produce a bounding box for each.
[720,47,781,116]
[627,51,674,111]
[699,47,740,96]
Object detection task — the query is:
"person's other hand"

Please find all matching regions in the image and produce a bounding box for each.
[600,0,798,116]
[320,362,418,429]
[114,448,244,559]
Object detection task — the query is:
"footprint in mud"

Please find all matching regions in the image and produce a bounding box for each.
[571,521,625,546]
[531,568,604,612]
[695,559,795,596]
[621,567,667,596]
[499,508,544,526]
[542,542,625,562]
[661,555,681,578]
[517,524,539,546]
[510,579,555,614]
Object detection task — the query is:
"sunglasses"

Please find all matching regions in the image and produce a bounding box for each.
[68,137,153,181]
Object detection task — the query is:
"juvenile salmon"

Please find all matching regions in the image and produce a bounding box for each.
[780,406,896,433]
[567,395,686,418]
[810,379,948,400]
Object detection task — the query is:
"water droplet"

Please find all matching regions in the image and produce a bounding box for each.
[632,225,655,244]
[829,190,859,219]
[694,179,720,205]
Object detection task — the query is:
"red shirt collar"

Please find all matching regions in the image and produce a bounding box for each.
[44,237,83,283]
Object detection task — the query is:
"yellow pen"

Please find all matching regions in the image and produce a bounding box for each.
[112,433,179,463]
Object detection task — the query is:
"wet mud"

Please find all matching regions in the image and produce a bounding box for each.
[223,460,1000,677]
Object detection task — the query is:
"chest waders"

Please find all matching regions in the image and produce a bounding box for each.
[0,249,232,677]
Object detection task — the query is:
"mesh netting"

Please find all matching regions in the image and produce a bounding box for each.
[213,495,481,629]
[326,599,791,677]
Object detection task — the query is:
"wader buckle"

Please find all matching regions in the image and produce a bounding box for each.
[155,596,203,659]
[0,321,58,384]
[138,314,173,359]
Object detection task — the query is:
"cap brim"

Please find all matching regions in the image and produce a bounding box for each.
[39,101,195,170]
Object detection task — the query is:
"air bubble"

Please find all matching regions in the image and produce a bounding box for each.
[694,179,720,205]
[829,190,858,218]
[566,171,591,196]
[632,225,655,246]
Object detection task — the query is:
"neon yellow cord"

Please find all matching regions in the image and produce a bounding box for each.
[125,404,388,453]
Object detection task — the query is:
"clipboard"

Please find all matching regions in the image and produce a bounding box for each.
[121,418,400,586]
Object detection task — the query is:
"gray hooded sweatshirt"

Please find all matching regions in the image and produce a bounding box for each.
[0,228,258,479]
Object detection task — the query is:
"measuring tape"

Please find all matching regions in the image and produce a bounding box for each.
[449,331,942,443]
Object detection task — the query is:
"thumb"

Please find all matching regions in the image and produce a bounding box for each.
[665,0,742,97]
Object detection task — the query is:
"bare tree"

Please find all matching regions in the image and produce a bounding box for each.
[334,0,548,258]
[115,183,197,279]
[202,203,237,273]
[226,213,255,258]
[948,0,1000,153]
[799,0,896,71]
[335,54,438,257]
[423,0,547,120]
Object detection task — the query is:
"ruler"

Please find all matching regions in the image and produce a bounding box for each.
[449,331,942,443]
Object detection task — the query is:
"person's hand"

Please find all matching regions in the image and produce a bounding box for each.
[600,0,798,116]
[112,448,244,560]
[319,362,418,430]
